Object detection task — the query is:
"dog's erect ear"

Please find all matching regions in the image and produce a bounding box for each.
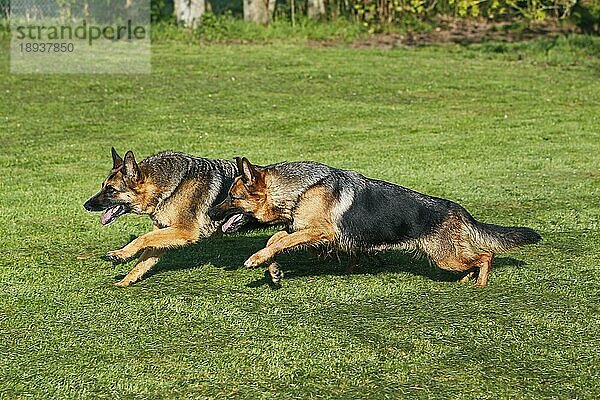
[235,157,245,181]
[111,147,123,170]
[122,150,141,182]
[240,157,258,185]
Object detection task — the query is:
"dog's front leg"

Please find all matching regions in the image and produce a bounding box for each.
[106,227,198,261]
[244,228,333,268]
[266,230,289,246]
[115,248,165,287]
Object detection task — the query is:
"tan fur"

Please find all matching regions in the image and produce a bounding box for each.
[134,181,162,215]
[267,261,284,286]
[86,149,238,287]
[113,225,164,286]
[228,175,282,224]
[239,176,498,286]
[266,230,290,247]
[211,157,540,288]
[244,186,336,268]
[413,212,496,287]
[115,247,165,287]
[104,177,203,285]
[107,226,200,261]
[213,164,341,271]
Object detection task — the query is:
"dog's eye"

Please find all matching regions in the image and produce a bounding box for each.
[105,185,116,194]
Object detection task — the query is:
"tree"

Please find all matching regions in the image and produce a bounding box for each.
[244,0,275,24]
[307,0,326,19]
[174,0,206,28]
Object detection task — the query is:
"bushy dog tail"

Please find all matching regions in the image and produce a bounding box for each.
[467,219,542,252]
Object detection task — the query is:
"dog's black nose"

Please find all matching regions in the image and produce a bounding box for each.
[83,198,99,211]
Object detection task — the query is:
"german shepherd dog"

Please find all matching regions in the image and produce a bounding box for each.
[83,148,255,286]
[208,158,541,287]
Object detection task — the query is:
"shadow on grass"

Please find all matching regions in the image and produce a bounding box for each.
[244,252,526,288]
[109,232,270,282]
[109,232,528,286]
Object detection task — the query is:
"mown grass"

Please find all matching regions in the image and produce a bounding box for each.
[0,31,599,399]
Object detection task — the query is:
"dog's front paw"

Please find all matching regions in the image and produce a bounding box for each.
[114,278,133,287]
[105,249,130,263]
[114,270,145,287]
[244,249,272,269]
[267,262,284,287]
[243,255,261,269]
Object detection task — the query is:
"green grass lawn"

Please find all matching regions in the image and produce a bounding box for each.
[1,35,599,399]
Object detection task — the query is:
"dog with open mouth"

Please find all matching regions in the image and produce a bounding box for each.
[84,148,257,286]
[209,157,542,287]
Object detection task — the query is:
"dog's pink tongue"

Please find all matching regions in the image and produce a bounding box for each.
[101,207,117,225]
[222,214,243,233]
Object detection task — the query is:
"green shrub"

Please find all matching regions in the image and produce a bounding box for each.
[152,0,175,23]
[570,0,600,33]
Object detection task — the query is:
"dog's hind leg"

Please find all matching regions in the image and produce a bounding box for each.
[474,252,494,288]
[425,215,495,287]
[435,251,494,288]
[115,248,165,287]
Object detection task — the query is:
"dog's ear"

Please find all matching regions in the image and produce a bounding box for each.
[235,157,245,181]
[122,150,141,182]
[111,147,123,170]
[240,157,258,186]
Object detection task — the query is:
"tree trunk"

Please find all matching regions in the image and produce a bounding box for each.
[244,0,273,24]
[174,0,206,28]
[307,0,326,19]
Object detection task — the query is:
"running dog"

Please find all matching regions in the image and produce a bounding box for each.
[84,148,255,286]
[208,157,541,287]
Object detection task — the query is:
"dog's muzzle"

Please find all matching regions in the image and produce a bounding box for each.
[84,195,130,225]
[84,196,103,212]
[208,203,249,233]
